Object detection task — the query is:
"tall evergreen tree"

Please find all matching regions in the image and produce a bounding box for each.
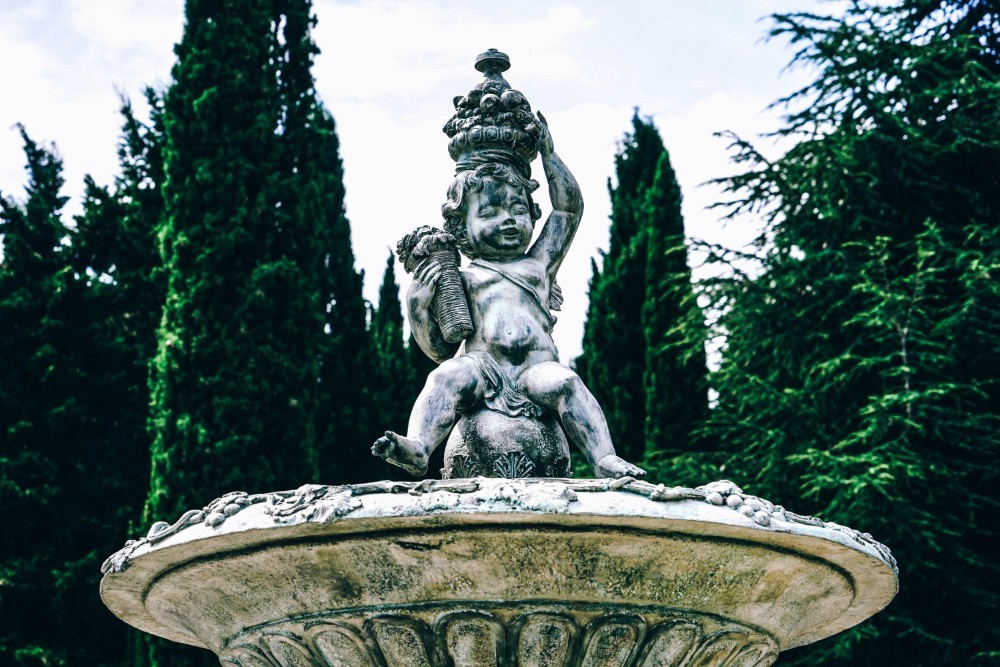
[267,0,378,485]
[706,1,999,663]
[578,114,664,462]
[0,128,75,667]
[75,93,167,667]
[59,97,167,667]
[372,252,410,435]
[0,110,163,666]
[640,152,710,481]
[144,1,365,662]
[148,0,336,518]
[577,113,706,470]
[312,106,380,485]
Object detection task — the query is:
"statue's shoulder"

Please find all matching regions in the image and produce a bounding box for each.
[460,263,487,281]
[459,264,498,295]
[504,256,549,286]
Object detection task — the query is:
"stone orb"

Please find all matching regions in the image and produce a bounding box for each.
[443,408,572,478]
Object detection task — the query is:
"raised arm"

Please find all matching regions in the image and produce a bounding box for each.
[406,260,461,364]
[528,112,584,278]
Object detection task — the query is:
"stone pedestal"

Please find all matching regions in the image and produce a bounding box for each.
[100,478,897,666]
[443,410,571,479]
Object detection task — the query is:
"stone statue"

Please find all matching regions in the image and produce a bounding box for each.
[101,50,898,667]
[372,49,646,481]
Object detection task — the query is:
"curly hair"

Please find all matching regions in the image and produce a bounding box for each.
[441,163,542,259]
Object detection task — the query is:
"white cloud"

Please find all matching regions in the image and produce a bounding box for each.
[307,0,825,360]
[0,2,180,217]
[2,0,827,363]
[313,1,595,100]
[0,30,57,199]
[67,0,181,55]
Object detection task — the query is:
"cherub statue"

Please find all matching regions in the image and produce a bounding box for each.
[372,49,645,481]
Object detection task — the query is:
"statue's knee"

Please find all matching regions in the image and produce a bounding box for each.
[428,359,478,395]
[557,372,586,399]
[530,367,584,404]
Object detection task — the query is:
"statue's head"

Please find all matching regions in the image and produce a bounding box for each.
[442,162,542,260]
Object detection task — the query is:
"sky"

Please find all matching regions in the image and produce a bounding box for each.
[0,0,833,361]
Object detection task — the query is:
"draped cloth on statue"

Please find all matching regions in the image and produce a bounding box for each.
[462,350,543,419]
[469,258,558,326]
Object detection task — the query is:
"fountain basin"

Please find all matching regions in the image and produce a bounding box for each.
[100,478,897,666]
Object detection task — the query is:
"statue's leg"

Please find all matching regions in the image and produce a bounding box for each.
[518,362,645,479]
[373,356,485,476]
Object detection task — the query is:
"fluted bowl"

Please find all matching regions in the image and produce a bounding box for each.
[100,478,897,666]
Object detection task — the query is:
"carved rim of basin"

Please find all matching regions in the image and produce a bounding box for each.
[100,478,897,665]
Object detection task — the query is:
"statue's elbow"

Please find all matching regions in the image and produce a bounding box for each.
[426,341,459,365]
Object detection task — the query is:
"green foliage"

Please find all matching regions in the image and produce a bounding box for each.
[640,152,712,484]
[1,2,405,666]
[0,106,163,665]
[148,0,345,516]
[312,105,382,485]
[145,1,371,662]
[705,1,1000,663]
[577,114,662,462]
[577,113,708,474]
[0,127,74,667]
[370,253,409,475]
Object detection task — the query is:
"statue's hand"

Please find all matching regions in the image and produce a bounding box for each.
[528,111,554,157]
[411,258,442,303]
[594,455,646,479]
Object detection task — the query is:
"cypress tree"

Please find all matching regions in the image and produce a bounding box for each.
[273,1,375,484]
[640,152,710,481]
[707,1,999,663]
[0,128,76,667]
[145,0,363,663]
[372,252,410,434]
[312,107,379,484]
[577,113,706,470]
[147,0,331,521]
[65,94,165,667]
[578,113,664,462]
[0,115,163,666]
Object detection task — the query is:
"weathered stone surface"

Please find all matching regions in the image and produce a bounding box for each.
[101,478,897,664]
[373,50,646,481]
[443,409,571,479]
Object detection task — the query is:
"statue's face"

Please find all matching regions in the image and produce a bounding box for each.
[465,178,533,260]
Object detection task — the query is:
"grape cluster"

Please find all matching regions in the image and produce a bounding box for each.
[697,480,789,527]
[442,78,540,167]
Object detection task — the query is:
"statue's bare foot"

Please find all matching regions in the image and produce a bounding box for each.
[594,454,646,479]
[371,431,429,476]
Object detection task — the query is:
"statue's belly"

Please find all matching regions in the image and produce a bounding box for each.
[475,306,551,362]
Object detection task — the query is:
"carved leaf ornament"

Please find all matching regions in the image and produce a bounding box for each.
[218,609,780,667]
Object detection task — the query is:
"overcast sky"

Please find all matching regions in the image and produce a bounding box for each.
[0,0,833,361]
